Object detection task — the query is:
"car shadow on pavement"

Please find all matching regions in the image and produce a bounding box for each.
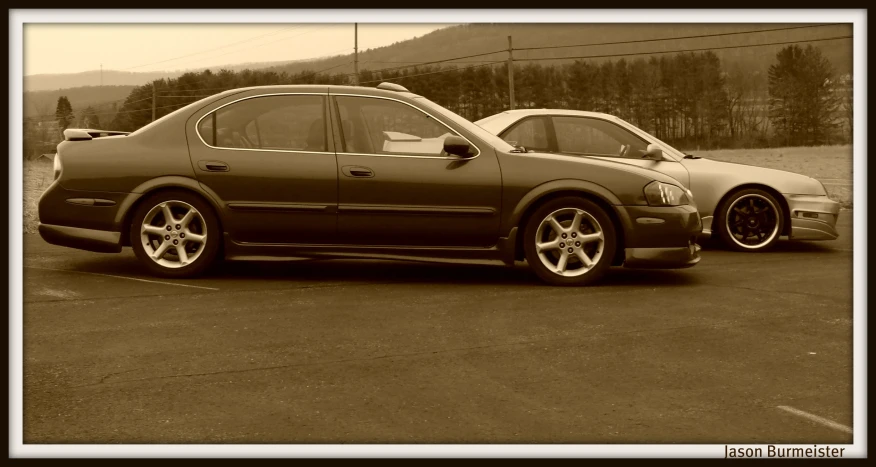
[63,253,701,288]
[698,238,846,254]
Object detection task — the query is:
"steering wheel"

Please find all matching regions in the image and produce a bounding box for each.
[618,144,630,157]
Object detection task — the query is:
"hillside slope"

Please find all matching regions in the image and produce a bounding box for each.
[263,23,853,77]
[24,85,136,119]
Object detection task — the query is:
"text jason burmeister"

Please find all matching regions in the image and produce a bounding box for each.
[726,445,846,458]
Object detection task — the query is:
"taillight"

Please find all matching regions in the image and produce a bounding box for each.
[53,154,62,180]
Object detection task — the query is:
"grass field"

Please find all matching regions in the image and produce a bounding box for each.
[21,145,854,233]
[23,159,55,234]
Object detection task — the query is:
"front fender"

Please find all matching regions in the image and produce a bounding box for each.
[502,178,624,236]
[682,158,827,218]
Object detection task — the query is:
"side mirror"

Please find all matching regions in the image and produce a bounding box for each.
[643,143,663,161]
[444,135,474,158]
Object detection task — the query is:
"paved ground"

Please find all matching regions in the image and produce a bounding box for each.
[21,213,854,444]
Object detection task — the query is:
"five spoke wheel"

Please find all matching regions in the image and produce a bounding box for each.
[140,200,208,269]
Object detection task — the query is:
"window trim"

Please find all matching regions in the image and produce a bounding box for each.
[500,116,555,153]
[550,115,652,160]
[194,92,333,155]
[331,93,481,161]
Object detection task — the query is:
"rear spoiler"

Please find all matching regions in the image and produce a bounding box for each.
[63,128,131,141]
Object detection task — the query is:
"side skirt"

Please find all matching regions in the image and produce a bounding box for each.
[222,229,518,267]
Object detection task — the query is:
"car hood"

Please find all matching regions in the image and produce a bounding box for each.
[521,150,687,186]
[683,157,827,195]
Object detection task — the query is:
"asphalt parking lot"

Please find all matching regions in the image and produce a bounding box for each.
[21,212,854,444]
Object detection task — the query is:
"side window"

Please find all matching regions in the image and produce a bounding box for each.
[552,116,648,158]
[335,96,457,156]
[198,95,326,152]
[501,117,550,152]
[198,113,214,146]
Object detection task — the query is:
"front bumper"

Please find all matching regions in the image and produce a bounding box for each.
[624,243,701,269]
[783,194,841,241]
[614,204,703,269]
[38,223,122,253]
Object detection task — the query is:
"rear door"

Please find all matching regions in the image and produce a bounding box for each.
[187,92,338,244]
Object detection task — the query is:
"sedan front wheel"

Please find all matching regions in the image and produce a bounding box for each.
[523,197,616,286]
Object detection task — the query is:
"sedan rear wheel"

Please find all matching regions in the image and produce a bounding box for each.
[718,188,784,252]
[523,197,616,286]
[130,191,220,278]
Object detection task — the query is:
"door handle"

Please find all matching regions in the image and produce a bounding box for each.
[198,160,229,172]
[342,166,374,178]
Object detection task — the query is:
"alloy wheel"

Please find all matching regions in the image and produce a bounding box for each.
[139,200,208,269]
[534,207,605,277]
[725,194,779,249]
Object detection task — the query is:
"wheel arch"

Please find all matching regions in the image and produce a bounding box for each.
[712,183,792,238]
[512,187,627,265]
[117,176,225,247]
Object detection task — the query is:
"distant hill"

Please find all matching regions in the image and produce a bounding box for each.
[24,85,136,119]
[262,23,853,78]
[24,59,305,92]
[24,23,853,94]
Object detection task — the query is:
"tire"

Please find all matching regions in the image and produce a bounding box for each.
[522,196,617,286]
[129,190,221,278]
[715,188,784,252]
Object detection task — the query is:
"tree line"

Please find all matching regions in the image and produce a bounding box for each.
[27,44,851,160]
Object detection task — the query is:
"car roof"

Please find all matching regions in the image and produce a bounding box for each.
[208,84,421,99]
[492,108,617,119]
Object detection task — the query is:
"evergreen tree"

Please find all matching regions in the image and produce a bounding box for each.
[54,96,73,133]
[768,45,840,146]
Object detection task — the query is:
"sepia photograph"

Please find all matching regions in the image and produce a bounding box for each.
[9,8,865,458]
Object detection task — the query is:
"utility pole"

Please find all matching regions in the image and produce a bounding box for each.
[507,35,515,110]
[151,82,157,122]
[353,23,360,86]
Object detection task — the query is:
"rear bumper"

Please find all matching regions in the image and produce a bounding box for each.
[624,242,701,269]
[38,223,122,253]
[783,194,841,241]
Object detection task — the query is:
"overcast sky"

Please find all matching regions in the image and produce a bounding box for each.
[24,23,454,76]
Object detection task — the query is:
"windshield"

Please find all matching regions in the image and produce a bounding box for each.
[414,97,516,153]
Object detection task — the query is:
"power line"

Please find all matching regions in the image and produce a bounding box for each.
[513,23,846,52]
[179,26,335,68]
[512,35,853,63]
[122,26,302,71]
[360,61,504,84]
[359,49,508,75]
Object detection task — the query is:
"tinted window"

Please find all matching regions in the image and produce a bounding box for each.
[199,95,326,151]
[198,113,214,146]
[553,116,648,158]
[501,117,550,152]
[335,96,456,156]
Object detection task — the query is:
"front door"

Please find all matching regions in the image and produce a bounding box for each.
[187,93,338,244]
[331,94,502,247]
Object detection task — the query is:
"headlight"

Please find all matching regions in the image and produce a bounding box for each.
[644,181,690,206]
[52,154,62,180]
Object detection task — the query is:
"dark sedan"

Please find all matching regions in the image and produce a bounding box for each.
[39,83,702,286]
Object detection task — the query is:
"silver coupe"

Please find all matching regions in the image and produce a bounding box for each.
[475,109,840,252]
